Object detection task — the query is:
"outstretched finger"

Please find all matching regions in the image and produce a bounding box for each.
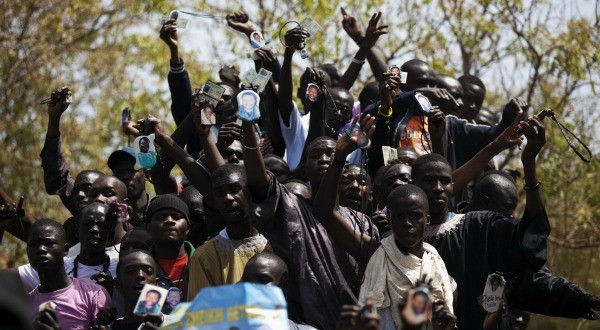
[340,7,348,18]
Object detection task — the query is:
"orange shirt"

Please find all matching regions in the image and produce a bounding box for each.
[156,254,188,291]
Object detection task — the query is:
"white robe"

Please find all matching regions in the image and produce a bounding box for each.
[359,236,454,329]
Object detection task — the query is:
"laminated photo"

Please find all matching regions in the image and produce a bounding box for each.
[134,284,168,316]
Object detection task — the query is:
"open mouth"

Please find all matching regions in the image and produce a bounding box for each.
[345,193,362,205]
[133,283,145,292]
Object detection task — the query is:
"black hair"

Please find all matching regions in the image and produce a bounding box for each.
[358,81,380,110]
[76,170,104,181]
[386,184,429,212]
[480,170,516,185]
[400,59,431,71]
[411,153,450,181]
[306,136,336,152]
[343,164,372,186]
[212,163,246,184]
[116,249,157,277]
[28,218,66,243]
[247,252,289,274]
[147,289,161,299]
[179,185,203,204]
[458,74,486,94]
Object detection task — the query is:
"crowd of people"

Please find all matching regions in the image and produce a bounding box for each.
[0,7,599,330]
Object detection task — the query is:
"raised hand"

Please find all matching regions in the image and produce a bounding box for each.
[284,27,309,51]
[340,7,364,42]
[431,299,457,330]
[360,12,388,50]
[225,11,254,36]
[217,122,243,151]
[335,114,376,159]
[501,98,528,124]
[416,87,460,112]
[519,115,546,162]
[254,47,277,70]
[428,106,447,141]
[379,73,401,110]
[489,109,524,151]
[45,87,71,119]
[336,304,361,330]
[159,19,178,49]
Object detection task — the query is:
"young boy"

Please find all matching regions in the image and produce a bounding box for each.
[27,219,111,329]
[96,249,163,329]
[313,116,455,329]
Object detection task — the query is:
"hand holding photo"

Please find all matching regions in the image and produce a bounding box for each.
[345,124,371,149]
[415,92,433,114]
[200,105,217,125]
[482,273,506,313]
[401,287,432,325]
[134,284,168,316]
[39,301,57,313]
[134,134,157,169]
[305,83,319,103]
[237,90,261,122]
[117,203,129,223]
[250,31,266,49]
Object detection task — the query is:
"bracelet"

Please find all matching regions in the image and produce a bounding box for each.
[242,142,260,150]
[351,57,365,65]
[377,104,393,117]
[524,181,541,191]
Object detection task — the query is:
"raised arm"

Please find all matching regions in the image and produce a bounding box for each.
[40,88,78,216]
[0,184,35,242]
[152,117,213,199]
[254,47,285,156]
[278,28,309,126]
[337,12,388,90]
[340,7,388,82]
[241,120,269,202]
[298,69,327,164]
[519,115,546,217]
[313,115,380,262]
[451,109,523,194]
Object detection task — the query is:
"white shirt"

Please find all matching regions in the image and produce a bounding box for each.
[19,244,120,292]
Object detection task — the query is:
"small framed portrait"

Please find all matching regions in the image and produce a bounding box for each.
[201,104,217,125]
[482,273,506,313]
[133,134,157,169]
[165,287,182,311]
[345,124,371,149]
[250,31,266,49]
[388,65,400,76]
[237,90,261,122]
[134,284,168,316]
[401,287,432,325]
[414,92,433,114]
[305,83,319,103]
[39,301,57,313]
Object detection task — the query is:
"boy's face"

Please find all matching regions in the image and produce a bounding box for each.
[27,226,67,273]
[78,204,110,256]
[118,252,158,302]
[149,209,189,246]
[212,172,248,225]
[145,292,160,306]
[339,165,370,211]
[388,194,429,249]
